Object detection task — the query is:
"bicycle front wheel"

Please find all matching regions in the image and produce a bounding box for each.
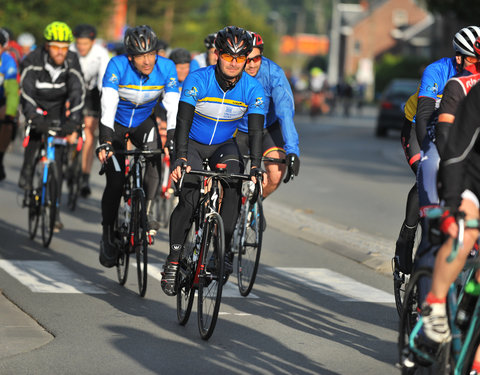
[177,221,197,325]
[132,190,148,297]
[115,202,130,286]
[41,163,57,248]
[28,160,43,239]
[237,199,263,297]
[198,212,225,340]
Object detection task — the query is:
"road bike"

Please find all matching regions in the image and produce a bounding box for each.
[23,121,64,247]
[175,161,251,340]
[99,145,162,297]
[152,152,176,228]
[65,125,85,211]
[399,208,480,374]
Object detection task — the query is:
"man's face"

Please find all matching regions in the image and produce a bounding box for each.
[245,47,262,77]
[216,50,246,80]
[129,51,157,75]
[176,63,190,82]
[207,47,217,66]
[75,37,95,57]
[46,42,70,66]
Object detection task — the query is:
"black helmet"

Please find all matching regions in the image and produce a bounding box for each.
[124,25,159,56]
[204,33,217,49]
[214,26,253,56]
[157,39,168,51]
[169,48,191,64]
[73,24,97,39]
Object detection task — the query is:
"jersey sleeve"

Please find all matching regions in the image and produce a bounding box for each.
[245,79,266,117]
[179,70,203,107]
[418,61,445,100]
[102,57,122,91]
[163,58,180,94]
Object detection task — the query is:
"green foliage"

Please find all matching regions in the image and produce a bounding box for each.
[375,53,429,94]
[425,0,480,24]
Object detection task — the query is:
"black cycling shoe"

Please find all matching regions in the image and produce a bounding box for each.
[161,261,179,296]
[394,223,416,274]
[99,226,118,268]
[223,251,234,284]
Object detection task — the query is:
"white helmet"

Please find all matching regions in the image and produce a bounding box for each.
[18,32,35,47]
[453,26,480,57]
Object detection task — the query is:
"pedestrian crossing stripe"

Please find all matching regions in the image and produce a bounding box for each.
[0,260,105,294]
[270,267,394,303]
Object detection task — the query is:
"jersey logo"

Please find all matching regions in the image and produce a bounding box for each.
[426,83,438,95]
[167,77,178,88]
[185,86,198,99]
[250,97,264,109]
[109,73,118,84]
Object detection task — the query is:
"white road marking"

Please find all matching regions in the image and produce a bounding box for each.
[0,260,105,294]
[270,267,394,303]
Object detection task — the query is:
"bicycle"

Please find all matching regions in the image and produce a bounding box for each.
[23,121,64,248]
[230,155,284,297]
[399,208,480,375]
[152,152,176,228]
[175,161,252,340]
[65,125,85,211]
[99,145,162,297]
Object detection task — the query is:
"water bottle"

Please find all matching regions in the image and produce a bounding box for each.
[455,280,480,330]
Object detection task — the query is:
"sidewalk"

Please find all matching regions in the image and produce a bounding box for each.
[0,291,52,360]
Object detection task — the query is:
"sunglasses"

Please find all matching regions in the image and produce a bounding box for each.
[48,43,69,52]
[247,55,262,64]
[221,53,247,63]
[465,55,479,64]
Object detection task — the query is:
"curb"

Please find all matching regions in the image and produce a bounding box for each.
[263,200,394,276]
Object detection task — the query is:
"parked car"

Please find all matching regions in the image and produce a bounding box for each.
[375,79,418,137]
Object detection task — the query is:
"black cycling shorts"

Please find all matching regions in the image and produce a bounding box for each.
[83,88,100,118]
[235,120,286,157]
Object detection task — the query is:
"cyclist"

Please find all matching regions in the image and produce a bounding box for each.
[0,30,19,181]
[394,26,480,276]
[17,32,36,58]
[190,33,217,72]
[157,39,168,57]
[235,31,300,199]
[96,25,180,268]
[419,41,480,373]
[71,24,110,198]
[160,26,265,296]
[18,21,85,230]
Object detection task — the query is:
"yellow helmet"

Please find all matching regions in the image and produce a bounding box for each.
[44,21,73,43]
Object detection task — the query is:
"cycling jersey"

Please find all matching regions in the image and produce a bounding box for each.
[179,64,265,146]
[190,53,206,72]
[101,54,180,131]
[0,51,19,117]
[404,87,419,123]
[440,83,480,210]
[236,56,299,156]
[70,42,110,91]
[20,47,85,123]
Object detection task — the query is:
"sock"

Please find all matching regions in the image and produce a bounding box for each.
[426,291,446,304]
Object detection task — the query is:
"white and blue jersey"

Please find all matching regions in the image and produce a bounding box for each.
[418,57,457,105]
[101,54,180,130]
[180,65,265,145]
[237,57,299,156]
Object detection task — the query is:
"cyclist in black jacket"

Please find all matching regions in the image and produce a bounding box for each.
[18,21,85,230]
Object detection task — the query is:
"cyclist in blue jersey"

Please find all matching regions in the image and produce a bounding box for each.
[96,25,180,268]
[190,33,217,73]
[235,31,300,199]
[394,26,480,276]
[0,31,19,181]
[160,26,265,296]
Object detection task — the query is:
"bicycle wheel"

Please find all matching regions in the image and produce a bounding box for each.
[177,221,197,325]
[115,200,130,285]
[198,212,225,340]
[27,160,43,239]
[237,199,263,297]
[41,163,57,248]
[131,190,148,297]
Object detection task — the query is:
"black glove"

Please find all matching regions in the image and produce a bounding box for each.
[250,167,265,179]
[283,153,300,183]
[63,118,79,135]
[29,115,49,134]
[172,158,187,171]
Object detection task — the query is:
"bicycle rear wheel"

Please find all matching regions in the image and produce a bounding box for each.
[28,160,43,239]
[198,212,225,340]
[41,164,57,248]
[237,199,263,297]
[132,190,148,297]
[177,222,197,325]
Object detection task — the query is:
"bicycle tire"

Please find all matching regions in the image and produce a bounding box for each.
[198,212,225,340]
[41,163,57,248]
[115,200,130,286]
[177,221,197,325]
[237,199,263,297]
[132,190,148,297]
[28,159,43,239]
[67,149,82,211]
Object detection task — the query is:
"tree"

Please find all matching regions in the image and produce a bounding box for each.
[425,0,480,24]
